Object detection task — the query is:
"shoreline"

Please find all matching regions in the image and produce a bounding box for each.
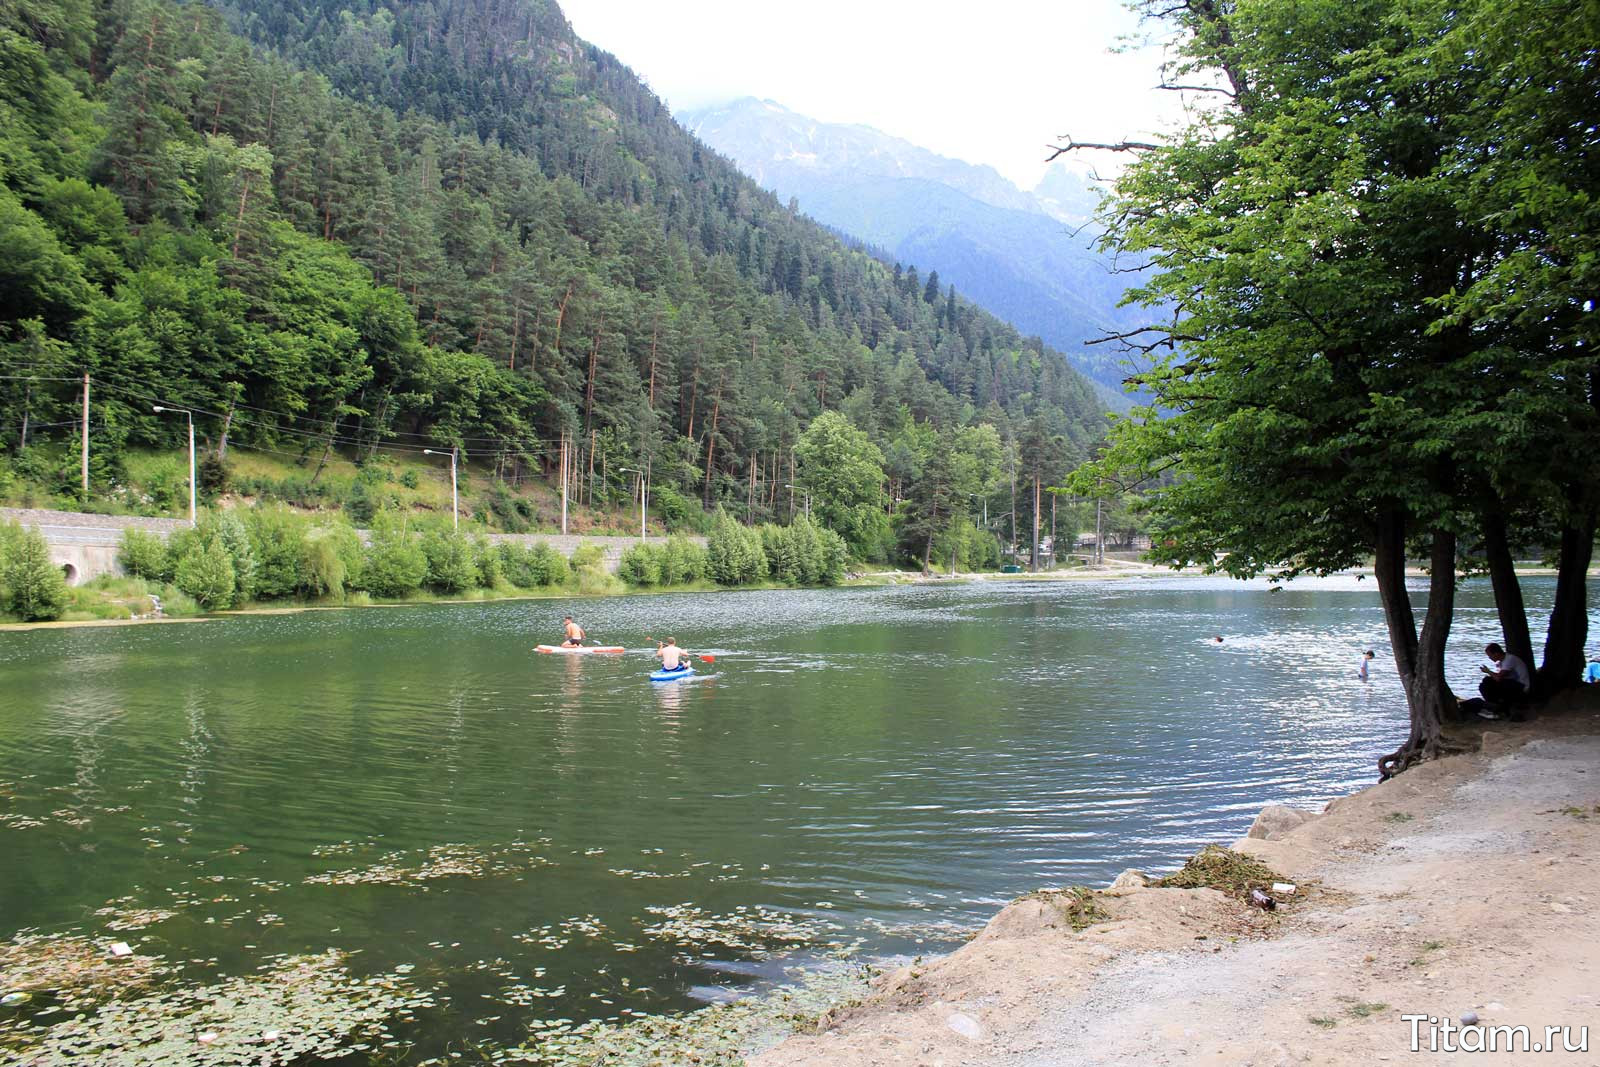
[2,561,1584,633]
[749,694,1600,1066]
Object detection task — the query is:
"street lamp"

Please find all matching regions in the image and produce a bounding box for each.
[618,466,646,540]
[152,405,196,526]
[787,483,812,521]
[423,448,458,529]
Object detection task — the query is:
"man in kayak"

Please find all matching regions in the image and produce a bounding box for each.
[562,616,586,647]
[655,637,690,673]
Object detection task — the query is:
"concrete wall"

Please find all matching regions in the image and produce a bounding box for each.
[1,507,703,581]
[1,508,187,586]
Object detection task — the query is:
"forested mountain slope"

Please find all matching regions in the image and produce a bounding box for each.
[681,98,1147,406]
[1,0,1104,547]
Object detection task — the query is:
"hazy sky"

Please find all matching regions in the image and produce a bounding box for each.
[558,0,1185,190]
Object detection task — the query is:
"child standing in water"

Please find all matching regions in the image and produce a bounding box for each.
[1358,649,1376,682]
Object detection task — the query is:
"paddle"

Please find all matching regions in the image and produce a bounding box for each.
[646,637,715,664]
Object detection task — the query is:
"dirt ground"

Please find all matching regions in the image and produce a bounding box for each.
[755,701,1600,1067]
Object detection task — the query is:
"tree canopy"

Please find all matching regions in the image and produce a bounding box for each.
[1075,0,1597,775]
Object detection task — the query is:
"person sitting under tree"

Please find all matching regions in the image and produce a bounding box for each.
[1476,642,1530,719]
[1583,650,1600,685]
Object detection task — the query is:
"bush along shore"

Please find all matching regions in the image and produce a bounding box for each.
[0,507,852,627]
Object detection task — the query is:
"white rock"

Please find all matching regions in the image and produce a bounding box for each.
[1272,882,1297,895]
[197,1032,218,1044]
[946,1012,984,1041]
[1460,1011,1479,1026]
[1485,1001,1505,1012]
[1109,869,1149,891]
[1246,805,1318,841]
[108,942,133,957]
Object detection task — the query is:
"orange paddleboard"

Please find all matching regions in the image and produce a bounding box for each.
[534,644,625,654]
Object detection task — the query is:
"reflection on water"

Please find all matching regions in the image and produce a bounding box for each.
[0,576,1579,1056]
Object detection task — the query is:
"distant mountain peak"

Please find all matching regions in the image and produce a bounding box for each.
[679,99,1044,216]
[681,98,1141,408]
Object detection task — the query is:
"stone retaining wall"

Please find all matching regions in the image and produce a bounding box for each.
[2,507,703,579]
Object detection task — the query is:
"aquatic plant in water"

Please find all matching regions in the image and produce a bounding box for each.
[3,949,433,1065]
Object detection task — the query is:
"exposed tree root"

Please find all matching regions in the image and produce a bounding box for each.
[1377,732,1472,780]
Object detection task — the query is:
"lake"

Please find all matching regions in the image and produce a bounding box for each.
[0,575,1563,1061]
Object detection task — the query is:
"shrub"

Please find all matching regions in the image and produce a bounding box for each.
[322,521,367,592]
[398,469,420,490]
[760,524,800,585]
[659,536,707,584]
[299,527,348,597]
[651,484,691,531]
[344,479,377,526]
[815,526,848,585]
[142,457,186,515]
[245,506,309,598]
[119,528,172,581]
[198,453,231,498]
[483,481,532,533]
[497,542,567,588]
[420,526,476,593]
[568,542,605,573]
[708,511,767,586]
[364,511,427,597]
[618,542,662,586]
[3,526,68,620]
[173,538,236,609]
[471,537,502,588]
[199,511,257,600]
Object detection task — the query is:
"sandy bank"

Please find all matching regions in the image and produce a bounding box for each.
[755,698,1600,1066]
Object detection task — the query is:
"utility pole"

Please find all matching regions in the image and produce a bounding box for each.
[1095,497,1104,567]
[1050,493,1057,571]
[80,373,89,498]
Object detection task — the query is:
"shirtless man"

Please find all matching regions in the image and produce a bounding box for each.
[655,637,689,672]
[561,616,586,647]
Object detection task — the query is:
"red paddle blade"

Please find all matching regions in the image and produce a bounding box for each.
[698,654,716,663]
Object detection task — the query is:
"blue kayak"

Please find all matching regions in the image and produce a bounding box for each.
[649,666,695,682]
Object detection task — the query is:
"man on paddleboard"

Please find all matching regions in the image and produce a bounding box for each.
[655,637,689,673]
[562,616,586,647]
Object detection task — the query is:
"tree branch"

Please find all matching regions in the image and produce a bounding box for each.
[1046,137,1160,162]
[1086,326,1203,352]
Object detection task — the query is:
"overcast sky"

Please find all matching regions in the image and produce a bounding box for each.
[558,0,1185,190]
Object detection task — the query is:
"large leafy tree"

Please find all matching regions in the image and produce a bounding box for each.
[795,411,888,557]
[1073,0,1597,775]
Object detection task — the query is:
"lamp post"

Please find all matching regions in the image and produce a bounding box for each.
[618,466,646,540]
[152,405,196,526]
[784,484,811,520]
[423,448,458,530]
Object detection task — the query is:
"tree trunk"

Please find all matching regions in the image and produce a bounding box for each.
[583,315,603,439]
[1538,513,1595,696]
[1481,507,1533,672]
[217,398,236,460]
[923,502,938,575]
[1031,475,1041,573]
[1378,522,1460,780]
[702,381,721,507]
[231,173,252,258]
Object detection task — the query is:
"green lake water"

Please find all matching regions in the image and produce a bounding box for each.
[0,575,1565,1059]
